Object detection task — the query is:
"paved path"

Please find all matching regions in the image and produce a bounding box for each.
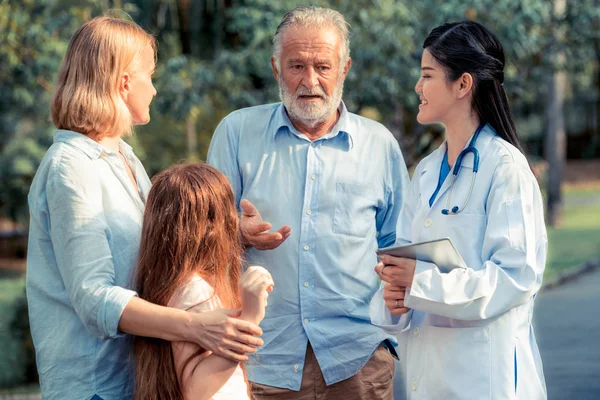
[534,268,600,399]
[392,268,600,399]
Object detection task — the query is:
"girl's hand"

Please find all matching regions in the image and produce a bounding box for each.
[374,255,416,288]
[239,266,274,324]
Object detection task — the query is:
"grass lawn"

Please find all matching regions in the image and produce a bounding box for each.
[545,186,600,283]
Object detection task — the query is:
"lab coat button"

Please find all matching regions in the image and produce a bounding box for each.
[412,380,417,391]
[303,245,309,251]
[306,209,312,215]
[303,318,309,324]
[424,218,432,227]
[293,364,299,372]
[311,174,317,180]
[304,281,309,288]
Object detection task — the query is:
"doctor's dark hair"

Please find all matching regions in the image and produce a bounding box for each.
[423,21,524,153]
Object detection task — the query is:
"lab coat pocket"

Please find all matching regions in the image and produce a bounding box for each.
[333,182,375,237]
[423,325,491,399]
[444,213,486,266]
[505,198,527,252]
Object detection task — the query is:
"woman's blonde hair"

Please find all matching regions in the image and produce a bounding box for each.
[51,15,157,139]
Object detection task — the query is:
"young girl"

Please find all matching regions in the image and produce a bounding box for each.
[133,163,274,400]
[370,21,547,399]
[26,16,261,400]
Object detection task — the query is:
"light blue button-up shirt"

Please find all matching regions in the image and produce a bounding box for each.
[26,130,151,400]
[207,102,409,390]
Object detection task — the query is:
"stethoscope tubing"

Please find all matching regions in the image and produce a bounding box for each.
[441,124,485,215]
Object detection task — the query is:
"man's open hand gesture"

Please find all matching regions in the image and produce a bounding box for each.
[240,199,291,250]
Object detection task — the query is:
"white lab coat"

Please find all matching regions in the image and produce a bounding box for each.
[370,125,547,399]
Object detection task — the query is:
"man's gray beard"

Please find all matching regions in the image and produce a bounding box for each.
[279,77,344,128]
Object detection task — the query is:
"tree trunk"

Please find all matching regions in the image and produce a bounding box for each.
[177,0,191,55]
[544,0,567,227]
[186,113,198,161]
[545,71,567,227]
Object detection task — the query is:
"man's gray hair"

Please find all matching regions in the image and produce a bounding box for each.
[272,6,350,71]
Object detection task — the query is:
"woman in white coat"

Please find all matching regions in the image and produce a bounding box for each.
[370,21,547,399]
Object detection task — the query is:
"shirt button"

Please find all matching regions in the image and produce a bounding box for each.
[311,174,317,180]
[306,209,312,215]
[304,282,309,288]
[412,380,417,391]
[303,245,309,251]
[293,364,299,372]
[424,218,432,228]
[303,318,309,324]
[414,327,420,336]
[311,142,318,148]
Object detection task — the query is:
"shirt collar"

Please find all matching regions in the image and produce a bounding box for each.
[421,124,497,175]
[273,101,354,148]
[53,129,132,160]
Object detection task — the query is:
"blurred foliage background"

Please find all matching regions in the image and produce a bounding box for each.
[0,0,598,390]
[0,0,598,223]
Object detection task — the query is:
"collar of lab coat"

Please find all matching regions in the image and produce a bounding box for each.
[419,124,497,208]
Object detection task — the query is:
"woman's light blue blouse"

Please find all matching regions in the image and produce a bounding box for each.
[26,130,151,400]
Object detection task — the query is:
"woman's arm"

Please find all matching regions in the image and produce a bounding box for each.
[119,297,263,361]
[47,162,262,361]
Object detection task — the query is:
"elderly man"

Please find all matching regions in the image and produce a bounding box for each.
[207,6,409,399]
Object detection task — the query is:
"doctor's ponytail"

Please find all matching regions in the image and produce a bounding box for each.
[423,21,524,154]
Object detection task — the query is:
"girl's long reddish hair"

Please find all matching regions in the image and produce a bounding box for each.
[133,163,243,400]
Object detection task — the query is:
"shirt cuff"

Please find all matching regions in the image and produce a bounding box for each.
[370,286,412,334]
[100,287,138,338]
[405,260,437,307]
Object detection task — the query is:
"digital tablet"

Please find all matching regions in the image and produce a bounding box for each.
[376,237,467,272]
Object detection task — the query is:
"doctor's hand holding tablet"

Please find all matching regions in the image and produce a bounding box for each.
[375,237,467,315]
[370,20,548,399]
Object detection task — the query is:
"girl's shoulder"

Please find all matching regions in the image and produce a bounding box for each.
[168,274,220,312]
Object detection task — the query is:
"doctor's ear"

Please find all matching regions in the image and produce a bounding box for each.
[456,73,474,99]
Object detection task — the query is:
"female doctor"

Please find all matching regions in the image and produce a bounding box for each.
[370,21,547,399]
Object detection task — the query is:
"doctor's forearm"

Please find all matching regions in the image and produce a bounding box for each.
[406,262,540,320]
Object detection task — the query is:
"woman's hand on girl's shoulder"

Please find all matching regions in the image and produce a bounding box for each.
[239,266,274,324]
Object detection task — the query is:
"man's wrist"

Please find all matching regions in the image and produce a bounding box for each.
[240,231,253,249]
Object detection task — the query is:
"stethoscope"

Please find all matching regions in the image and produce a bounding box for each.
[441,124,485,215]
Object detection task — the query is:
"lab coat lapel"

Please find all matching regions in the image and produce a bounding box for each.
[420,142,453,210]
[428,125,497,211]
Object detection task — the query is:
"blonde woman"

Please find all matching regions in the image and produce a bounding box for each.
[26,16,263,400]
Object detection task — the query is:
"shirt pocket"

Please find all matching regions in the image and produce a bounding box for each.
[332,182,375,237]
[422,324,491,399]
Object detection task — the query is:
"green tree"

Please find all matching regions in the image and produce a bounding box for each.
[1,0,598,224]
[0,0,139,222]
